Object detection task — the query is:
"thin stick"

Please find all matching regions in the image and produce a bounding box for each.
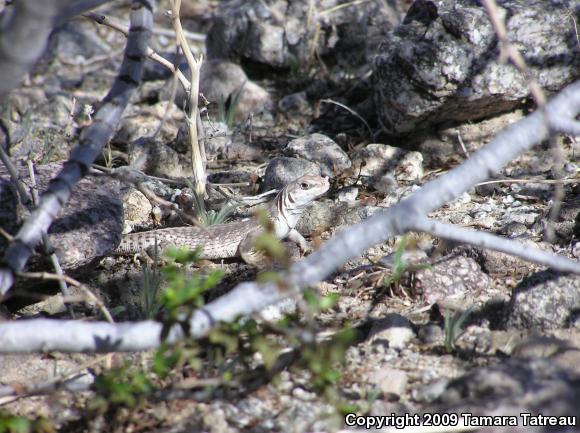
[481,0,564,242]
[84,11,191,92]
[19,271,114,323]
[0,353,111,403]
[319,0,373,16]
[0,227,13,242]
[153,26,205,42]
[0,121,32,205]
[456,130,469,158]
[320,98,373,138]
[481,0,546,107]
[26,160,75,319]
[99,166,205,229]
[169,0,206,197]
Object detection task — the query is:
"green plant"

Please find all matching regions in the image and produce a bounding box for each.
[87,250,224,416]
[297,326,356,395]
[444,306,475,353]
[371,236,431,303]
[189,183,237,227]
[158,247,223,339]
[216,81,246,128]
[96,246,357,417]
[383,237,430,287]
[288,53,300,75]
[0,413,53,433]
[278,290,356,402]
[136,239,165,320]
[90,365,153,415]
[141,257,163,320]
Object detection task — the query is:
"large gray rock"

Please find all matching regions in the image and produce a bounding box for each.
[0,162,123,270]
[506,271,580,330]
[206,0,401,69]
[285,133,351,177]
[428,358,580,426]
[414,256,490,305]
[373,0,580,134]
[153,58,274,121]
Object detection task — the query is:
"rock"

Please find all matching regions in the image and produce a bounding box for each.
[48,20,110,64]
[175,121,262,161]
[510,335,577,360]
[278,91,310,114]
[206,0,400,70]
[201,121,232,156]
[378,249,428,269]
[373,0,580,134]
[262,157,321,191]
[351,143,423,190]
[295,201,336,237]
[122,188,153,232]
[572,240,580,259]
[369,367,408,398]
[552,200,580,241]
[413,379,449,404]
[159,59,273,122]
[114,102,179,147]
[413,256,490,305]
[431,358,580,422]
[501,221,528,238]
[368,313,415,350]
[336,187,359,203]
[477,240,545,278]
[295,201,381,237]
[417,323,443,345]
[372,174,399,195]
[233,80,274,122]
[506,271,580,330]
[0,162,122,271]
[415,110,525,166]
[454,325,493,355]
[285,133,351,177]
[128,137,191,179]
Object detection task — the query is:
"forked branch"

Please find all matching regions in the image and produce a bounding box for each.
[0,0,155,295]
[0,80,578,353]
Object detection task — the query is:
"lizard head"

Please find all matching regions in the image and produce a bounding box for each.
[270,174,329,237]
[284,174,330,211]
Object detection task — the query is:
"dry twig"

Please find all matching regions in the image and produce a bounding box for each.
[169,0,206,197]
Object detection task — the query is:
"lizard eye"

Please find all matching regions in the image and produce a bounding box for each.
[300,182,309,189]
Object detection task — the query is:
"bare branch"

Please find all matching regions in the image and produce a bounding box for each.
[0,0,61,98]
[0,0,155,295]
[170,0,206,196]
[0,122,32,205]
[0,81,578,353]
[54,0,116,25]
[546,117,580,136]
[84,11,192,92]
[19,271,114,323]
[408,216,580,273]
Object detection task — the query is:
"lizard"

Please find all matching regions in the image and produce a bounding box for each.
[114,174,330,264]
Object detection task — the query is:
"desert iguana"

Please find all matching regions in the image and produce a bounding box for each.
[114,174,329,263]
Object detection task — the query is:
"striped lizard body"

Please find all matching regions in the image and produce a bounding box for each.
[114,174,329,263]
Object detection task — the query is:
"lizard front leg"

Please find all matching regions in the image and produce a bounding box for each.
[287,229,312,254]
